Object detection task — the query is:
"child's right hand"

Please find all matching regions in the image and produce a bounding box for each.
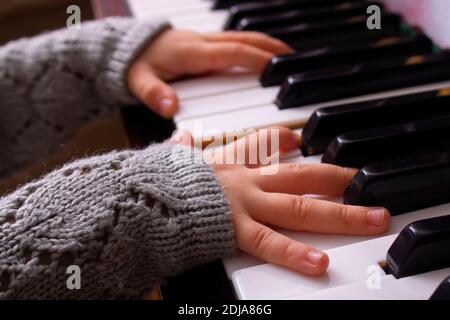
[170,128,391,276]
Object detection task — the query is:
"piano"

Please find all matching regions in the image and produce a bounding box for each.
[93,0,450,300]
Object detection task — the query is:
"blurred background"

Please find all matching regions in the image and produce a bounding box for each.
[383,0,450,48]
[0,0,93,43]
[0,0,129,195]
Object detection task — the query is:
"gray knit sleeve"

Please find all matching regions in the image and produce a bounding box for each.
[0,18,171,178]
[0,143,236,299]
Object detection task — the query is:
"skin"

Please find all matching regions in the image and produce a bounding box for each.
[127,29,293,118]
[130,29,391,276]
[170,128,391,276]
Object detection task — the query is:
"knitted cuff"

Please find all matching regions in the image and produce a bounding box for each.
[137,144,237,275]
[100,18,172,105]
[0,142,236,298]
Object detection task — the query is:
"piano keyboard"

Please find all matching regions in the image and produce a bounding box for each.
[125,0,450,300]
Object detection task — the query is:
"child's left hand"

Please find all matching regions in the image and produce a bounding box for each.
[127,29,293,119]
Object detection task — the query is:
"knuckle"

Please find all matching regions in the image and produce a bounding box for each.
[280,240,297,262]
[242,33,257,43]
[173,42,192,66]
[229,31,245,41]
[229,43,246,54]
[338,206,352,226]
[287,163,306,176]
[174,41,190,55]
[206,47,224,69]
[143,83,164,99]
[339,206,366,226]
[254,228,274,255]
[290,196,309,224]
[286,163,299,172]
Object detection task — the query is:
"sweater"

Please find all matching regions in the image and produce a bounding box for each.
[0,18,236,299]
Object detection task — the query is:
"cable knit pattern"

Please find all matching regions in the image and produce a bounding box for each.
[0,17,171,178]
[0,19,237,299]
[0,144,235,299]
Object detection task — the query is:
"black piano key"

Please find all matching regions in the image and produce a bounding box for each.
[322,115,450,168]
[384,215,450,278]
[225,0,365,30]
[261,35,433,87]
[266,13,401,44]
[289,20,403,51]
[212,0,264,10]
[235,1,383,32]
[344,152,450,215]
[276,52,450,109]
[430,276,450,300]
[301,87,450,156]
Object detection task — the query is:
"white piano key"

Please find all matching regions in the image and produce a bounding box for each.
[139,12,226,33]
[169,10,226,25]
[230,202,450,299]
[294,267,450,300]
[129,0,211,17]
[128,0,202,13]
[173,19,225,33]
[177,103,314,139]
[128,0,226,33]
[170,12,227,33]
[232,235,397,300]
[222,155,450,278]
[176,81,450,139]
[175,87,279,122]
[172,71,260,101]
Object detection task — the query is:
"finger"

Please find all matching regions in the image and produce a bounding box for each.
[129,64,179,119]
[169,129,194,147]
[223,127,300,167]
[235,216,329,275]
[205,31,294,55]
[203,42,274,72]
[252,193,390,235]
[254,163,357,196]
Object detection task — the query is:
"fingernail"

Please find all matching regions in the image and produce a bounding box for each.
[159,98,174,117]
[367,207,388,226]
[306,249,325,265]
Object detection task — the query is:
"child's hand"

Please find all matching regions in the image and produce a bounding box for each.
[170,128,391,276]
[127,29,293,118]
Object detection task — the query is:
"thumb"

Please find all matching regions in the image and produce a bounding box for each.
[169,129,194,147]
[130,67,179,119]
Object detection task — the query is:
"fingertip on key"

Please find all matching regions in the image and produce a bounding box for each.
[305,249,330,275]
[367,207,390,226]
